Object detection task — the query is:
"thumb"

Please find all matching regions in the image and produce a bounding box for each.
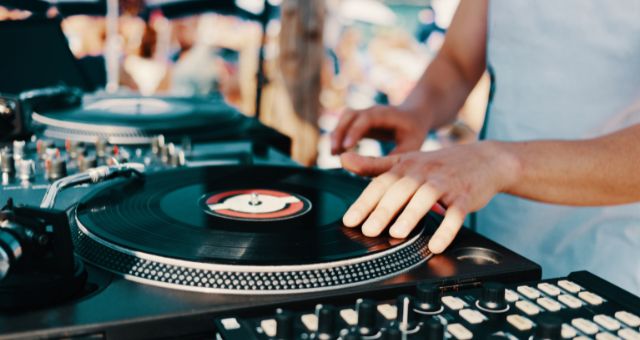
[340,152,399,177]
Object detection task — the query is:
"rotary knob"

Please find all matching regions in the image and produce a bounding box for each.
[477,282,508,312]
[316,305,336,339]
[0,149,15,176]
[49,158,67,180]
[356,299,378,336]
[534,314,562,340]
[419,318,445,340]
[274,309,293,340]
[380,326,402,340]
[416,282,442,313]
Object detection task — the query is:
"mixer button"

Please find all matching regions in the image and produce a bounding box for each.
[558,294,583,309]
[516,300,541,316]
[517,285,541,300]
[571,318,599,335]
[594,315,622,331]
[562,323,578,338]
[558,280,582,294]
[459,309,486,324]
[301,313,318,332]
[579,291,605,306]
[574,337,592,340]
[260,319,277,337]
[615,311,640,328]
[618,328,640,340]
[220,317,241,330]
[506,314,533,331]
[505,289,520,303]
[340,308,357,326]
[377,304,397,320]
[538,283,562,296]
[441,296,467,311]
[596,332,621,340]
[537,297,562,312]
[447,323,473,339]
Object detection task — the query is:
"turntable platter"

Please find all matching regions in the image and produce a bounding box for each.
[32,96,249,144]
[72,166,432,293]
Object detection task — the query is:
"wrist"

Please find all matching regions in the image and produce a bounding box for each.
[484,140,523,192]
[397,102,434,133]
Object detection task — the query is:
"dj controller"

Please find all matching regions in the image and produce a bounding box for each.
[0,91,638,340]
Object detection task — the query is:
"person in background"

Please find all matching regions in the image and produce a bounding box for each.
[331,0,640,293]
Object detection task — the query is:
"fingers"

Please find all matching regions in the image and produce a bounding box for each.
[331,110,357,154]
[388,182,442,238]
[428,197,469,254]
[361,176,423,237]
[340,152,400,177]
[342,111,383,151]
[343,171,399,227]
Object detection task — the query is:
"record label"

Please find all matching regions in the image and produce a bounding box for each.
[202,189,312,221]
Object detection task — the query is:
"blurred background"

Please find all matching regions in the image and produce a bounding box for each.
[0,0,489,167]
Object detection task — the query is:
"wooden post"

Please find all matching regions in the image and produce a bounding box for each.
[276,0,325,166]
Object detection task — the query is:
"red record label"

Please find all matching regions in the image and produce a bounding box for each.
[202,189,312,221]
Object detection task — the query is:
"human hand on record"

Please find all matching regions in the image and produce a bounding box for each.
[340,141,520,254]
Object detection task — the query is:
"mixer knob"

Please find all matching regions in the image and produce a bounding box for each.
[36,139,54,159]
[0,149,15,175]
[274,309,293,340]
[395,295,417,331]
[341,329,361,340]
[316,305,336,339]
[534,314,562,340]
[95,137,108,157]
[416,282,442,313]
[78,155,98,172]
[12,140,25,160]
[49,158,67,180]
[380,326,402,340]
[152,135,165,155]
[356,299,378,336]
[477,282,508,312]
[18,159,35,181]
[418,318,445,340]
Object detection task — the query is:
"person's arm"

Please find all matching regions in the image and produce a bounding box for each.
[341,123,640,254]
[331,0,488,154]
[400,0,488,129]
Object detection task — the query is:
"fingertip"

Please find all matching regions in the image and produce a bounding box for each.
[389,220,411,239]
[428,236,447,254]
[342,207,363,227]
[362,217,382,237]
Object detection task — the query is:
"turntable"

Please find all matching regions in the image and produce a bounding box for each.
[31,95,290,152]
[0,165,541,339]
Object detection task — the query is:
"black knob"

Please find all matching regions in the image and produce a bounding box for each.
[381,326,402,340]
[341,329,361,340]
[0,151,15,175]
[49,158,67,180]
[395,295,417,330]
[356,299,378,335]
[419,318,444,340]
[478,282,507,311]
[317,305,336,337]
[534,314,562,340]
[275,309,293,339]
[416,282,442,313]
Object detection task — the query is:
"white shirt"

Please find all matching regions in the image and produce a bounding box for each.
[477,0,640,294]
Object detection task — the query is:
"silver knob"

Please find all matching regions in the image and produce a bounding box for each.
[18,159,35,181]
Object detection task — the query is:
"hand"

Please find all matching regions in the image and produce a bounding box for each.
[330,105,431,155]
[340,141,521,254]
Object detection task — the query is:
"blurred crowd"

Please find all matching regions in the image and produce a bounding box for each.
[0,0,489,166]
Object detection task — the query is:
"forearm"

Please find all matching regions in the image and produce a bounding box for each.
[400,56,480,130]
[497,124,640,205]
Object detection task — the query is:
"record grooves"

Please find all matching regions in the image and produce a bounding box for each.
[71,166,432,294]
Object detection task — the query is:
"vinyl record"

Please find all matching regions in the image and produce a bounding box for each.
[72,166,431,293]
[32,96,249,144]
